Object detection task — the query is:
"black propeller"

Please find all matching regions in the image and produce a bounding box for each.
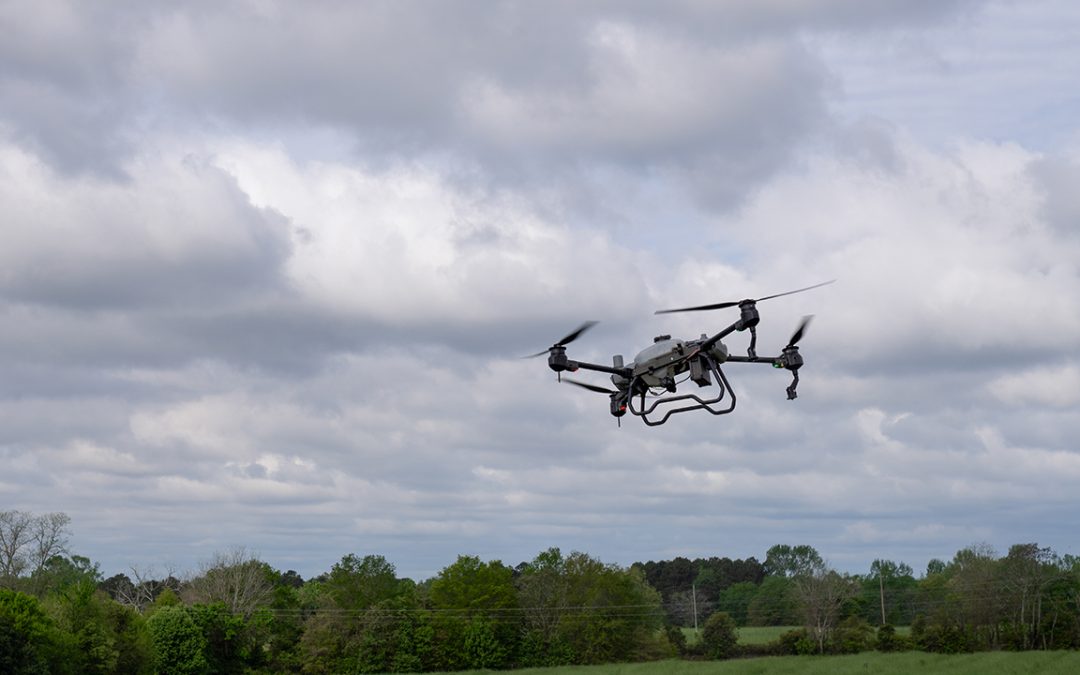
[563,378,617,395]
[655,280,834,314]
[786,315,813,349]
[524,321,598,358]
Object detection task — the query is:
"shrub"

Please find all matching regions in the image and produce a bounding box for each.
[831,616,873,654]
[701,611,738,659]
[875,623,912,652]
[916,622,973,654]
[664,624,687,655]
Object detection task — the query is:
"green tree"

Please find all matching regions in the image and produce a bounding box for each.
[326,553,401,609]
[701,611,738,659]
[146,605,209,675]
[47,579,154,675]
[298,554,420,674]
[747,576,797,626]
[948,543,999,648]
[792,566,857,654]
[764,544,823,578]
[29,555,101,598]
[863,559,916,626]
[429,555,519,670]
[515,547,573,666]
[556,552,666,664]
[0,588,73,674]
[998,543,1056,650]
[717,581,758,626]
[187,602,250,674]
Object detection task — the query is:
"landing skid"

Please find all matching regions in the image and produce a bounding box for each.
[627,357,736,426]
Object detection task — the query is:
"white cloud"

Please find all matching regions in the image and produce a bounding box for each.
[988,364,1080,408]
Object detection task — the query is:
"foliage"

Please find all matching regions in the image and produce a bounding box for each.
[428,554,519,670]
[11,522,1080,672]
[297,555,424,674]
[747,576,798,626]
[44,579,153,675]
[716,581,758,626]
[145,605,209,675]
[875,623,913,652]
[830,616,874,654]
[764,544,824,578]
[634,555,763,626]
[700,611,738,659]
[0,588,74,674]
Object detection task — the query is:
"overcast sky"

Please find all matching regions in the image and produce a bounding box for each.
[2,0,1079,581]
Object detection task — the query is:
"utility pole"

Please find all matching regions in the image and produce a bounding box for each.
[878,569,886,626]
[692,582,699,633]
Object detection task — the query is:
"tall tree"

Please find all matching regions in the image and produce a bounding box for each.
[29,513,71,577]
[866,559,915,626]
[999,543,1056,650]
[764,544,823,578]
[429,555,519,671]
[0,511,34,583]
[184,548,272,619]
[948,543,1000,646]
[793,565,858,654]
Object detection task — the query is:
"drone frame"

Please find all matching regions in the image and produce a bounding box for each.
[531,281,830,426]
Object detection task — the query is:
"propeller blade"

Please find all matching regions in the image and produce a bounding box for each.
[555,321,597,347]
[655,300,740,314]
[564,378,617,395]
[654,280,834,315]
[786,315,813,348]
[755,279,835,303]
[522,321,598,358]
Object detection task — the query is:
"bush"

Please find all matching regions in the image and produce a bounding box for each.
[875,623,912,652]
[701,612,738,659]
[664,625,687,655]
[915,621,973,654]
[771,627,817,655]
[831,616,873,654]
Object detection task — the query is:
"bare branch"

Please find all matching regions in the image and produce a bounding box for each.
[30,512,71,574]
[0,510,34,583]
[183,546,272,618]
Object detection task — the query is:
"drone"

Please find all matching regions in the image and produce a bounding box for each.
[526,281,833,426]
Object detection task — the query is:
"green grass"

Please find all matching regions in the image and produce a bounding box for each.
[434,651,1080,675]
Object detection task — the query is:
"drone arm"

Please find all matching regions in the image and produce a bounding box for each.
[698,318,744,352]
[726,349,804,399]
[725,355,781,366]
[565,359,632,378]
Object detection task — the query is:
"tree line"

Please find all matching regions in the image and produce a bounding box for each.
[3,509,1080,673]
[639,542,1080,654]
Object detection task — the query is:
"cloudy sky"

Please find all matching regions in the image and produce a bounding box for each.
[2,0,1079,581]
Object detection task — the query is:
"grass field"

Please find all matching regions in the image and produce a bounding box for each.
[435,651,1080,675]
